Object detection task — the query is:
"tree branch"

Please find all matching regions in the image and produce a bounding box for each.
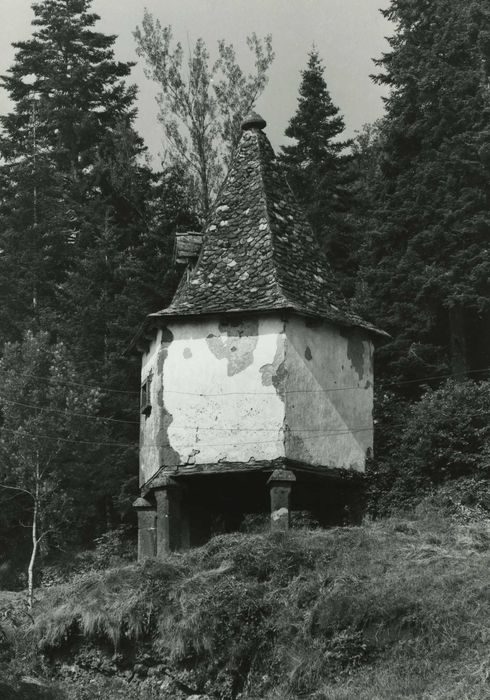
[0,483,34,499]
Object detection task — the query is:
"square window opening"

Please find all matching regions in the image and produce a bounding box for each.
[141,376,152,416]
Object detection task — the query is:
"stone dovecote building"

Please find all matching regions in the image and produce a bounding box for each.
[134,113,386,560]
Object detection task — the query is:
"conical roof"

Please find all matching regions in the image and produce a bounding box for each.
[151,116,385,337]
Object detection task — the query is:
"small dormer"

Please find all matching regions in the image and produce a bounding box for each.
[174,230,203,268]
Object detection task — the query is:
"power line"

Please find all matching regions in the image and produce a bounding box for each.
[0,395,140,425]
[3,365,490,398]
[383,367,490,387]
[0,424,372,449]
[139,425,373,435]
[0,425,135,448]
[0,370,369,398]
[0,365,488,399]
[0,393,370,431]
[0,392,371,432]
[0,367,488,426]
[0,368,140,395]
[0,366,366,397]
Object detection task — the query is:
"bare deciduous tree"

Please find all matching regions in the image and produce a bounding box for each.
[0,332,101,607]
[134,12,274,218]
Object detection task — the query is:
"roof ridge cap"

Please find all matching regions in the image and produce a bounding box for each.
[255,131,291,308]
[169,151,238,306]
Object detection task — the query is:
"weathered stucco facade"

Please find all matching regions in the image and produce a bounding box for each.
[134,113,385,558]
[140,313,374,486]
[283,315,373,471]
[139,316,286,485]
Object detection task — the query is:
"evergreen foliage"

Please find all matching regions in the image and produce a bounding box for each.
[0,0,137,166]
[369,379,490,515]
[0,0,140,342]
[279,49,358,296]
[0,0,489,596]
[0,0,199,563]
[358,0,490,381]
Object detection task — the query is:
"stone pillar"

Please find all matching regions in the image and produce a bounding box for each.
[180,500,191,551]
[132,497,157,561]
[267,469,296,532]
[154,477,187,558]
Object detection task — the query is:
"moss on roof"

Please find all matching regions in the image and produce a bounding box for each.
[151,121,385,337]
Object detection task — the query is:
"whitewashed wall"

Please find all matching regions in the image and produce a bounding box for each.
[284,316,374,471]
[140,313,374,486]
[140,316,286,485]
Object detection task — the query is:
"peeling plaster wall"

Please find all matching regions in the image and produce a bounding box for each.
[284,315,374,472]
[140,316,286,485]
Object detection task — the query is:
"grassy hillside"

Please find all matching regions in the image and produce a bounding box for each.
[3,503,490,699]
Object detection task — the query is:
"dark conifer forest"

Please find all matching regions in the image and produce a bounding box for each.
[0,0,489,575]
[0,3,489,687]
[0,0,198,573]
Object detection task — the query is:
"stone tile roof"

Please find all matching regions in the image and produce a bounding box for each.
[150,117,386,337]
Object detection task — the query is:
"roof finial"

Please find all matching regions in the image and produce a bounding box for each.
[241,111,267,131]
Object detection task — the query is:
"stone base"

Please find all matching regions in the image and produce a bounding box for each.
[135,466,365,558]
[132,497,156,559]
[267,469,296,532]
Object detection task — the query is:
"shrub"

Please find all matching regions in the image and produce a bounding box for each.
[368,380,490,515]
[9,517,490,699]
[40,527,135,588]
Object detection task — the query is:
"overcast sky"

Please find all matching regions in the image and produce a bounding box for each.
[0,0,392,162]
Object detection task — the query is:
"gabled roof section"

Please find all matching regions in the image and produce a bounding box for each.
[151,115,385,337]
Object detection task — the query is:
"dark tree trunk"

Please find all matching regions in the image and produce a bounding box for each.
[449,306,468,381]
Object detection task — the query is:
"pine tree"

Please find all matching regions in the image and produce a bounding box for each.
[359,0,490,382]
[279,49,357,295]
[0,0,140,343]
[0,0,198,544]
[1,0,137,171]
[55,122,198,531]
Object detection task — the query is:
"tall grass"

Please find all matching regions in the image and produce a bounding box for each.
[23,504,490,699]
[34,561,183,651]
